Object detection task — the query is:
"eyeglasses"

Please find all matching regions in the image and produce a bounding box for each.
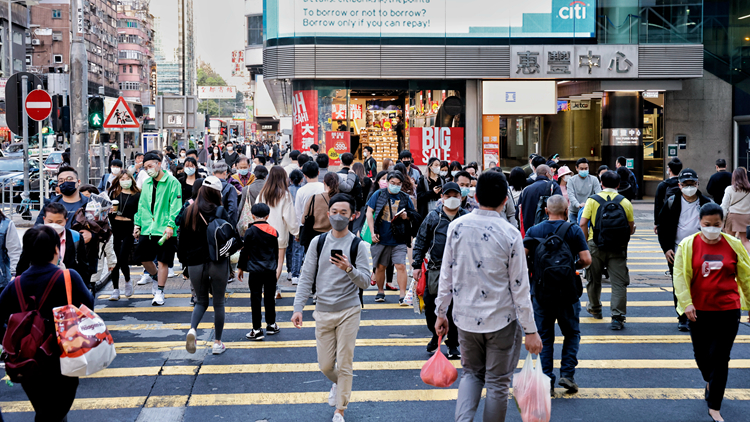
[57,176,76,184]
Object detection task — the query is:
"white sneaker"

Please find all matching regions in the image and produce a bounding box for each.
[123,281,134,298]
[292,277,299,285]
[168,267,176,278]
[287,272,292,281]
[137,273,151,285]
[152,290,165,306]
[108,289,120,301]
[186,328,197,354]
[328,383,337,407]
[332,412,344,422]
[212,342,226,355]
[151,279,159,296]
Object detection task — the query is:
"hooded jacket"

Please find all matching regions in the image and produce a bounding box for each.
[413,204,468,270]
[657,191,713,253]
[134,170,182,236]
[238,221,279,273]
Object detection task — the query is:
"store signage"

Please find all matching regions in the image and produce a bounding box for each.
[626,158,634,169]
[197,86,237,100]
[410,127,464,166]
[607,128,641,146]
[643,91,660,99]
[483,81,557,115]
[325,131,350,166]
[510,45,637,79]
[292,90,319,153]
[332,104,363,120]
[570,100,590,111]
[482,115,500,170]
[268,0,595,39]
[667,144,678,157]
[262,125,273,130]
[557,101,569,112]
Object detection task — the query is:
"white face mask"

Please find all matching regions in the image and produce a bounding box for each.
[180,152,186,158]
[111,167,121,176]
[444,197,461,210]
[431,166,440,175]
[120,179,133,190]
[681,186,698,197]
[701,226,722,241]
[439,170,448,177]
[147,167,159,178]
[45,222,65,235]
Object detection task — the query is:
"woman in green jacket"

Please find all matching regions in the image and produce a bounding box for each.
[673,203,750,422]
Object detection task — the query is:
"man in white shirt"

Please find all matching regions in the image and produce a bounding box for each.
[436,171,542,422]
[295,161,326,244]
[285,150,301,176]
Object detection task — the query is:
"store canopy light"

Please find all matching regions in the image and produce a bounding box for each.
[483,81,557,115]
[740,14,750,20]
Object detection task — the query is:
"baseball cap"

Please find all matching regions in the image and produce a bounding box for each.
[442,182,461,195]
[679,168,699,183]
[202,176,223,193]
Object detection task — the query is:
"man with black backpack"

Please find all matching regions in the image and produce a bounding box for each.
[524,195,592,396]
[518,164,562,236]
[579,170,635,330]
[292,193,372,422]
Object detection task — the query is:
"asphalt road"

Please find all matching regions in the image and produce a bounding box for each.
[2,200,750,422]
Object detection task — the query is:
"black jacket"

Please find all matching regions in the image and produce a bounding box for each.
[413,205,468,269]
[656,191,713,253]
[224,151,240,168]
[338,167,364,210]
[416,174,444,219]
[707,171,732,205]
[238,221,279,273]
[618,181,636,202]
[16,229,90,284]
[176,205,230,265]
[654,177,680,225]
[364,156,377,179]
[518,176,562,233]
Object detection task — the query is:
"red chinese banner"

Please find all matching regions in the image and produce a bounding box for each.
[409,127,464,166]
[325,131,350,166]
[332,104,363,121]
[292,90,319,153]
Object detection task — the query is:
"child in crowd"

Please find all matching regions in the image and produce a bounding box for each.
[238,203,280,340]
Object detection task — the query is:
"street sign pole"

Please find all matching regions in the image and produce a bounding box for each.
[120,128,124,160]
[21,75,29,200]
[39,118,44,200]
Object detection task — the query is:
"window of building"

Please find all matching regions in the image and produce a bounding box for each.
[118,50,142,60]
[52,9,62,19]
[54,54,63,64]
[12,31,21,45]
[52,31,63,41]
[25,55,31,66]
[122,65,126,73]
[247,15,263,46]
[129,65,133,73]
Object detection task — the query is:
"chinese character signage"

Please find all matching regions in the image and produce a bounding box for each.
[198,86,238,99]
[293,90,319,153]
[511,45,638,79]
[231,50,245,77]
[325,131,350,166]
[409,127,464,166]
[606,128,642,146]
[332,104,363,121]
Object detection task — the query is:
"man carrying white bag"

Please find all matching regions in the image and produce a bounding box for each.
[54,269,116,377]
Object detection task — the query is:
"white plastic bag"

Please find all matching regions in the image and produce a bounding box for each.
[512,354,551,422]
[404,280,415,306]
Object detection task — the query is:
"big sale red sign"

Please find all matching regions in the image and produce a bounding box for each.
[325,131,350,166]
[292,90,319,153]
[409,127,465,166]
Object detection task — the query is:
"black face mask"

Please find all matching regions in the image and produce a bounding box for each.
[60,181,77,196]
[402,161,411,167]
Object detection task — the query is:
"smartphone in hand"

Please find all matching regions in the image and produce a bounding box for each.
[331,249,344,259]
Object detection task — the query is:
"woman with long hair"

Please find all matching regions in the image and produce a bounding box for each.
[258,166,299,297]
[416,157,445,218]
[447,160,463,182]
[0,226,93,422]
[673,203,750,422]
[721,167,750,251]
[178,176,231,355]
[208,148,223,170]
[382,157,395,172]
[107,171,141,300]
[508,166,527,205]
[178,157,199,205]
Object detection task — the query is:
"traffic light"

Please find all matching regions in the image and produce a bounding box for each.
[89,97,104,129]
[61,106,70,133]
[205,114,210,128]
[51,95,61,132]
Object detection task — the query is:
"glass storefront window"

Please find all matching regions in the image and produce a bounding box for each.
[597,0,703,44]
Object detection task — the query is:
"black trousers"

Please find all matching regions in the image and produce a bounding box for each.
[22,373,79,422]
[249,270,277,330]
[110,219,134,289]
[689,309,741,411]
[668,261,686,322]
[424,283,458,348]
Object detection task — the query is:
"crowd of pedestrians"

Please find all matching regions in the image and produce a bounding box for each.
[3,137,750,422]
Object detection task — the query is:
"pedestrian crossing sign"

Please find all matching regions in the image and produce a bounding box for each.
[103,97,140,128]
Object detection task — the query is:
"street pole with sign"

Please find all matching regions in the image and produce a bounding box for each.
[21,75,28,198]
[70,0,89,183]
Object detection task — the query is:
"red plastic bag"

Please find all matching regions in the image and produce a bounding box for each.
[416,258,427,297]
[420,336,458,387]
[513,354,551,422]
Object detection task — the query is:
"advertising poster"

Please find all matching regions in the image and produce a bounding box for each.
[409,127,464,166]
[482,115,500,169]
[292,90,319,153]
[325,131,350,166]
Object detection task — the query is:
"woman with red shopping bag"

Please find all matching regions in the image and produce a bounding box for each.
[0,226,94,421]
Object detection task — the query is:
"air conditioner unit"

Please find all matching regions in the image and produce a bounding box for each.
[31,39,41,46]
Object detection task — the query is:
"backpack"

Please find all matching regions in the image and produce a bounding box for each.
[1,271,63,382]
[315,232,364,307]
[533,181,555,226]
[531,222,581,306]
[207,207,244,261]
[591,194,631,251]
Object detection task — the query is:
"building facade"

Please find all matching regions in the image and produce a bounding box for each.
[117,0,154,104]
[261,0,747,197]
[1,2,29,77]
[177,0,194,96]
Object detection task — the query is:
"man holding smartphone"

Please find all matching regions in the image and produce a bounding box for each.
[292,193,373,422]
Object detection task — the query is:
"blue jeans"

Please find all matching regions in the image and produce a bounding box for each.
[532,297,581,385]
[285,233,303,278]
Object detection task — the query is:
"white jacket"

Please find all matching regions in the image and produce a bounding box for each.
[258,191,299,249]
[92,236,117,285]
[721,185,750,216]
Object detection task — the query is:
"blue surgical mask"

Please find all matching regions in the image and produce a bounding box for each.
[185,167,196,176]
[579,170,589,178]
[388,184,401,195]
[460,187,470,198]
[238,169,249,176]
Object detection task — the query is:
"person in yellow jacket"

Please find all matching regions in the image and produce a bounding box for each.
[673,203,750,422]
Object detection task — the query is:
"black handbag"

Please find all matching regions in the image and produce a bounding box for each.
[301,194,326,250]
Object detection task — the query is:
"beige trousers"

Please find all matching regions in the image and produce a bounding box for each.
[314,305,362,410]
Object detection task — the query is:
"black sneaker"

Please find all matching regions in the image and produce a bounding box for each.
[558,377,579,393]
[398,297,407,306]
[374,292,386,302]
[447,346,461,360]
[587,308,603,319]
[426,337,439,354]
[246,329,264,340]
[610,318,625,330]
[190,296,196,306]
[677,316,690,332]
[266,323,280,335]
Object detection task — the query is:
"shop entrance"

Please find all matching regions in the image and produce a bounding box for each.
[343,90,407,165]
[642,92,665,182]
[483,115,540,171]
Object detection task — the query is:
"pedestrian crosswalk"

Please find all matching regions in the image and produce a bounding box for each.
[3,233,750,421]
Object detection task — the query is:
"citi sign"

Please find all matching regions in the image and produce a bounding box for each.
[558,1,588,20]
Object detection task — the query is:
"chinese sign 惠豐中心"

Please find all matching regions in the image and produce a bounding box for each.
[511,45,637,79]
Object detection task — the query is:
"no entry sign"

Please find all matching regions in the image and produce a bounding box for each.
[25,89,52,121]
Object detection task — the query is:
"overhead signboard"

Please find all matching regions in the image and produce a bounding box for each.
[197,86,237,99]
[510,45,637,79]
[267,0,596,39]
[483,81,557,115]
[103,97,139,128]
